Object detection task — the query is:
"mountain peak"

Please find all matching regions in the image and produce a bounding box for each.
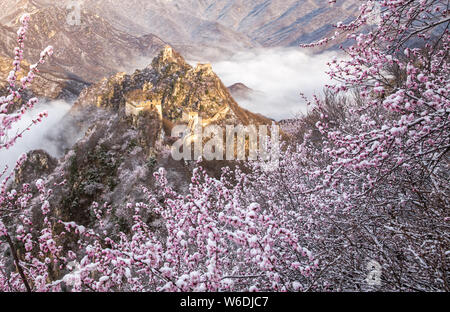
[162,45,174,60]
[151,45,189,73]
[194,63,213,76]
[74,46,272,128]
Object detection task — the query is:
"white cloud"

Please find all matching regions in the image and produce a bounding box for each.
[0,99,73,175]
[212,47,337,120]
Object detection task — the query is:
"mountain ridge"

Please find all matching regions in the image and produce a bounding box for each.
[0,1,168,98]
[79,0,358,49]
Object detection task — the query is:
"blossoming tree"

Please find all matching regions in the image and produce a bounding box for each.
[0,0,448,292]
[0,13,54,292]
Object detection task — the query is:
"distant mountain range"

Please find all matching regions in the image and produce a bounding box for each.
[181,0,359,47]
[0,0,357,98]
[1,1,358,53]
[79,0,358,48]
[0,0,167,98]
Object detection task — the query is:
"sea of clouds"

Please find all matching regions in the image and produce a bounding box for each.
[212,47,336,121]
[0,100,73,175]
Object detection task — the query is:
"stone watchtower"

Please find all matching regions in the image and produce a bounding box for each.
[124,89,163,120]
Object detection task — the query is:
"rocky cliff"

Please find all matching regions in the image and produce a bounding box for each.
[14,46,273,229]
[73,46,272,126]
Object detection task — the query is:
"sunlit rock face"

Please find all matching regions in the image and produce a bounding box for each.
[73,46,272,126]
